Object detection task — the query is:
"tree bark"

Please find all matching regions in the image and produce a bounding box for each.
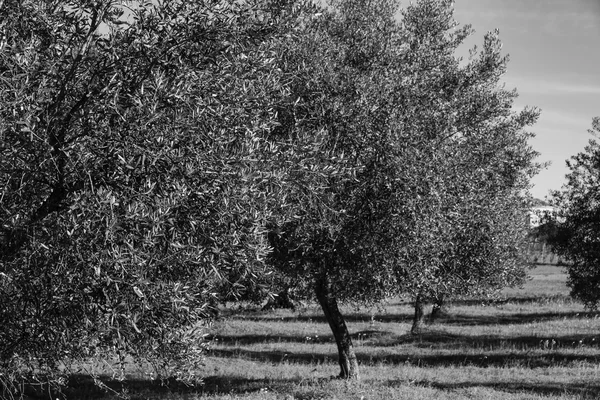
[411,294,425,335]
[315,275,359,380]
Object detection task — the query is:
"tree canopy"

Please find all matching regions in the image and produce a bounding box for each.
[0,0,312,388]
[267,0,540,378]
[548,117,600,309]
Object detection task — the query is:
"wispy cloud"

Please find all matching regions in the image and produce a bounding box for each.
[550,83,600,95]
[455,0,600,36]
[511,102,593,134]
[539,109,592,129]
[505,76,600,96]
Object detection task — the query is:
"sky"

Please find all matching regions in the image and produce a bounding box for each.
[451,0,600,200]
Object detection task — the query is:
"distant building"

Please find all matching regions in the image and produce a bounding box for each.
[528,206,560,228]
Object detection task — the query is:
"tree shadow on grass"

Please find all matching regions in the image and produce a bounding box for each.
[387,379,600,399]
[23,374,326,399]
[207,333,321,345]
[21,374,271,399]
[20,374,208,400]
[209,343,600,369]
[236,309,600,327]
[209,317,600,348]
[389,330,600,350]
[208,327,600,368]
[444,295,572,307]
[199,375,335,395]
[208,329,408,346]
[434,310,600,327]
[239,312,414,324]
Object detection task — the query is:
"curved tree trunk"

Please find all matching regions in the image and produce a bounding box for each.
[411,294,425,335]
[315,275,359,380]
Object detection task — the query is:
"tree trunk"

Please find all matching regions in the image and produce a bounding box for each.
[411,294,425,335]
[541,242,546,263]
[315,275,359,380]
[431,295,449,323]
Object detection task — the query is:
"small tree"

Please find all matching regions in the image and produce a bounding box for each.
[407,133,537,331]
[548,117,600,308]
[391,2,539,333]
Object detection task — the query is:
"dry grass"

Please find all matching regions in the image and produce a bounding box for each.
[38,265,600,399]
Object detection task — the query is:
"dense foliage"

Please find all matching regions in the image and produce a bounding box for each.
[0,0,311,390]
[548,117,600,309]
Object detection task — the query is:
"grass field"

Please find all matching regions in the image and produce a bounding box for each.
[34,265,600,400]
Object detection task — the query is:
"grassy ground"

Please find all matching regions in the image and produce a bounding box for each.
[37,265,600,399]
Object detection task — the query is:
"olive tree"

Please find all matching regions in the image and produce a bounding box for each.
[267,0,540,379]
[267,0,408,379]
[0,0,307,392]
[548,117,600,309]
[405,111,538,332]
[386,0,539,333]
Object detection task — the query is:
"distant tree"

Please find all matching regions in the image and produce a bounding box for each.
[419,191,532,327]
[360,0,538,333]
[548,117,600,309]
[267,0,539,377]
[0,0,308,392]
[406,119,537,332]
